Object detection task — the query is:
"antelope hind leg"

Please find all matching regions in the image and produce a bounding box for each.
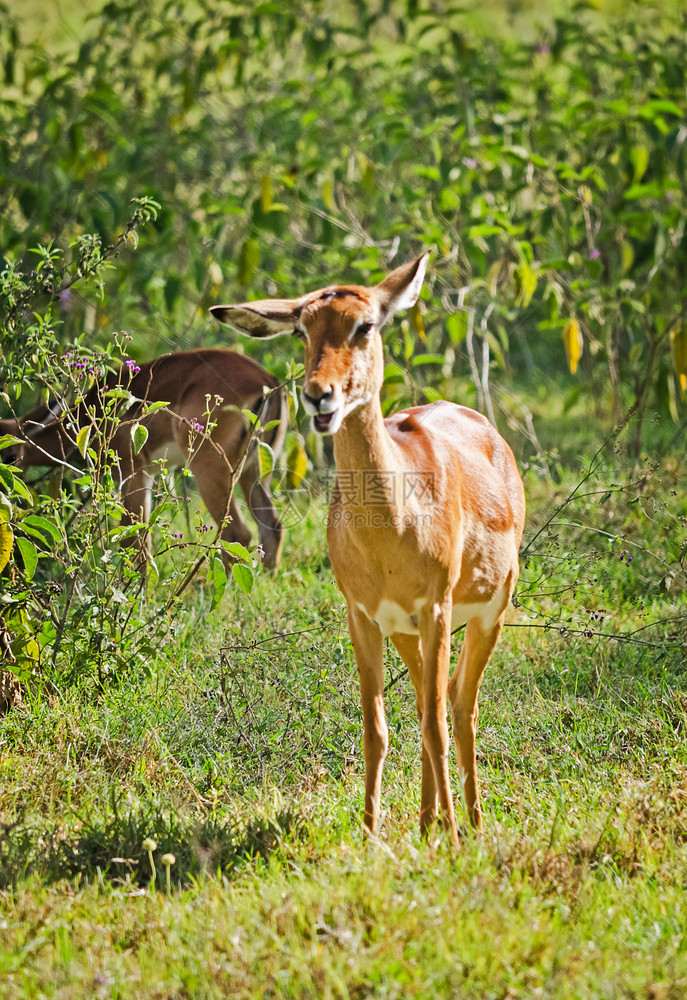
[447,612,505,830]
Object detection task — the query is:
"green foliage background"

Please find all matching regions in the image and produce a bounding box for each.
[3,0,686,430]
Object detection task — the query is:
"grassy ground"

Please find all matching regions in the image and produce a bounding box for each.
[1,418,686,997]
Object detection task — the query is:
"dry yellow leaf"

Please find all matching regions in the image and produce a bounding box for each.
[260,174,273,214]
[410,302,425,342]
[562,318,583,375]
[0,519,13,574]
[670,323,687,392]
[287,440,308,489]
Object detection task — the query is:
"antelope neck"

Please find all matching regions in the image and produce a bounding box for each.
[332,397,397,500]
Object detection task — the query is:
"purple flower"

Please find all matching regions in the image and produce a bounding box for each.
[589,248,601,260]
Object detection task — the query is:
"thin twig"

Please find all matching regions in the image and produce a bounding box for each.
[520,407,636,560]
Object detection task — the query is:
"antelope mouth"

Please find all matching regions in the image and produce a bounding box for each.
[313,411,336,433]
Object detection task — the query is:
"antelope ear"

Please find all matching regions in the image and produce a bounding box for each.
[210,298,304,339]
[373,252,429,326]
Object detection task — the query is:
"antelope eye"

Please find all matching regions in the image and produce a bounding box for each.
[293,326,306,340]
[356,322,374,338]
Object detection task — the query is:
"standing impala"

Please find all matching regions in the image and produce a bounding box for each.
[0,349,286,569]
[211,255,525,844]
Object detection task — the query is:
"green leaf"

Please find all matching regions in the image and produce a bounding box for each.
[148,501,176,527]
[131,423,149,455]
[0,434,23,451]
[232,561,253,595]
[221,540,251,562]
[238,238,260,285]
[604,99,630,115]
[446,313,467,346]
[623,182,663,201]
[145,555,159,599]
[0,465,15,492]
[9,475,35,505]
[257,441,274,480]
[423,387,443,402]
[629,146,649,184]
[141,400,171,416]
[241,407,260,427]
[322,178,335,211]
[16,536,37,581]
[21,513,62,545]
[468,224,503,238]
[411,355,446,367]
[515,262,538,308]
[104,387,134,401]
[76,425,91,458]
[637,100,682,119]
[109,523,148,541]
[384,363,406,383]
[211,555,227,610]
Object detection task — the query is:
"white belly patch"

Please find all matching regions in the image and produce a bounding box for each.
[452,588,507,630]
[357,588,508,637]
[356,598,427,637]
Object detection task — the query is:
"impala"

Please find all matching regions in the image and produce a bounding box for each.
[0,348,286,569]
[210,254,526,844]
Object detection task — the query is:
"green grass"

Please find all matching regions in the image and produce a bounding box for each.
[1,433,686,997]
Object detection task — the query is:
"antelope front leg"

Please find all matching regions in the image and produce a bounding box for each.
[391,633,438,836]
[348,606,387,837]
[420,600,459,847]
[447,612,505,830]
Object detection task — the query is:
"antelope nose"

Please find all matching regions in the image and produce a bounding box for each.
[302,387,333,412]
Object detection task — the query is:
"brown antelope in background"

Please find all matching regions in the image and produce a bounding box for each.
[0,348,286,569]
[211,254,526,844]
